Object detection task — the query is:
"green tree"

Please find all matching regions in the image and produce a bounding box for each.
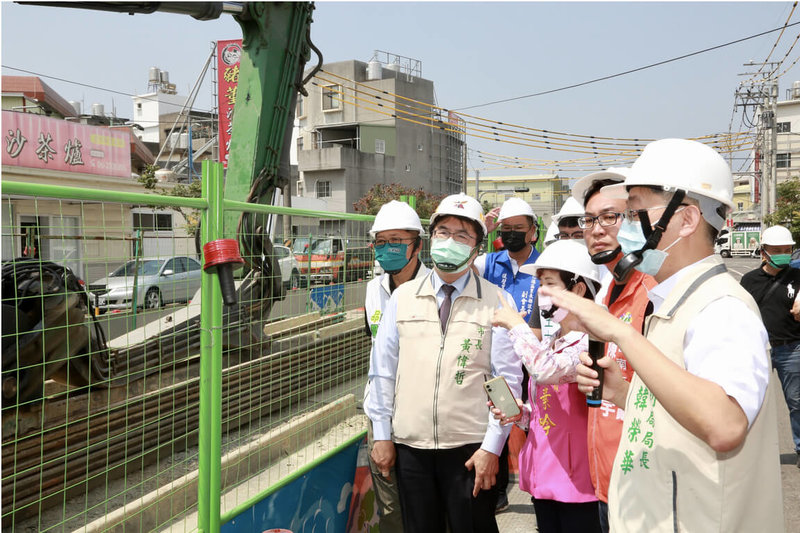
[763,177,800,242]
[136,164,159,190]
[137,165,202,239]
[352,183,446,220]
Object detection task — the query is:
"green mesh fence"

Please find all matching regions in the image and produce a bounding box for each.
[1,166,388,532]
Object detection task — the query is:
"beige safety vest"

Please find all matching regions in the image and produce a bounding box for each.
[608,257,784,532]
[392,271,501,449]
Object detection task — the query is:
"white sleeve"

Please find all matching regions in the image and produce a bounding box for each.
[683,296,770,428]
[364,292,401,440]
[473,254,487,277]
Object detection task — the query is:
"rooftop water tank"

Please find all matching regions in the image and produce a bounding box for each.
[91,103,105,117]
[159,70,170,84]
[68,101,81,116]
[793,81,800,99]
[367,58,382,80]
[385,61,401,73]
[149,67,161,84]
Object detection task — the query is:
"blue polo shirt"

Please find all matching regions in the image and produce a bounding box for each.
[482,248,540,323]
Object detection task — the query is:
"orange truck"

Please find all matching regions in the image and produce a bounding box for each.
[292,237,373,284]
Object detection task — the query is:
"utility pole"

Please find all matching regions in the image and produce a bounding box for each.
[735,61,780,221]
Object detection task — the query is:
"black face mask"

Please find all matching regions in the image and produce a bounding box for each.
[500,230,528,252]
[591,246,621,265]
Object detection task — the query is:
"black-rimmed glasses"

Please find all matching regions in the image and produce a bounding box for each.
[577,212,624,229]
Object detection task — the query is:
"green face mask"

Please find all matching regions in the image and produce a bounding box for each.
[765,252,792,269]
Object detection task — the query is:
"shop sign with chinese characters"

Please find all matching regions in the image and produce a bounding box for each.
[3,110,130,178]
[217,39,242,168]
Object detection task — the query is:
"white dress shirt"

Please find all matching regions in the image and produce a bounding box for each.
[648,256,770,427]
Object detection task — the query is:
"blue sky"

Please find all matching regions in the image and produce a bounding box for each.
[2,1,797,178]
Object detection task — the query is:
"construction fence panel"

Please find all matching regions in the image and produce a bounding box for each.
[1,173,382,532]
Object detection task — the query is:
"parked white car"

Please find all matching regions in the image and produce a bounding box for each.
[273,245,302,290]
[89,256,203,311]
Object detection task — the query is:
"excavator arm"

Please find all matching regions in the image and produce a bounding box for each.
[5,1,319,402]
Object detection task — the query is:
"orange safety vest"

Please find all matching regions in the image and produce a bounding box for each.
[586,268,656,503]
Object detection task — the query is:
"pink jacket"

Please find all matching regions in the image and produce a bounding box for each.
[509,325,597,503]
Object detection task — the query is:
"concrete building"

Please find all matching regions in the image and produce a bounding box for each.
[130,67,216,182]
[294,53,465,237]
[774,86,800,183]
[465,173,568,224]
[1,76,197,284]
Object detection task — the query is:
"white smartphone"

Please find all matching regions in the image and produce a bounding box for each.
[483,376,521,418]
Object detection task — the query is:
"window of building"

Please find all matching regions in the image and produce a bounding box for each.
[777,153,791,168]
[777,121,791,133]
[296,95,305,118]
[296,180,304,196]
[322,85,341,111]
[296,137,304,152]
[316,180,332,198]
[136,102,143,116]
[133,212,173,231]
[375,139,385,154]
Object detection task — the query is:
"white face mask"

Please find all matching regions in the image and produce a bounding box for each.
[539,294,568,323]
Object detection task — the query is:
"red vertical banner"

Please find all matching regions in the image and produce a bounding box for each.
[217,39,242,168]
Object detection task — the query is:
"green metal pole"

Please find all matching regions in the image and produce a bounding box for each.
[199,160,224,532]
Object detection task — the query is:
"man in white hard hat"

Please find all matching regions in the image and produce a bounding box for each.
[363,200,429,532]
[553,197,586,241]
[741,224,800,469]
[476,196,540,512]
[367,193,523,532]
[570,167,656,532]
[545,139,783,531]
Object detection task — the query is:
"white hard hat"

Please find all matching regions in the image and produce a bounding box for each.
[552,197,584,223]
[533,239,600,283]
[762,225,795,246]
[602,139,734,229]
[571,167,630,206]
[497,197,536,222]
[544,221,558,246]
[429,193,487,236]
[369,200,425,237]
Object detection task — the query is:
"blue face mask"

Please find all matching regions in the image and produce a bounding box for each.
[374,242,410,274]
[616,219,681,277]
[617,219,647,255]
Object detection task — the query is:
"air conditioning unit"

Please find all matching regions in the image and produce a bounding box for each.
[167,132,189,149]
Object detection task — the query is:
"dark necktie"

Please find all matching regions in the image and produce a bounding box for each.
[439,284,456,332]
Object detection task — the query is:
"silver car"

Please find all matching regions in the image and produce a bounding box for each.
[90,256,203,311]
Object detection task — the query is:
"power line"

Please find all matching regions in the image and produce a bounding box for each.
[455,21,800,111]
[1,65,216,114]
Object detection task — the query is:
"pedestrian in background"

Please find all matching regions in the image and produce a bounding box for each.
[741,224,800,469]
[363,200,429,532]
[368,193,523,533]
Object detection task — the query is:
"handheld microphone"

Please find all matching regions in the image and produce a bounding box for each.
[586,336,605,407]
